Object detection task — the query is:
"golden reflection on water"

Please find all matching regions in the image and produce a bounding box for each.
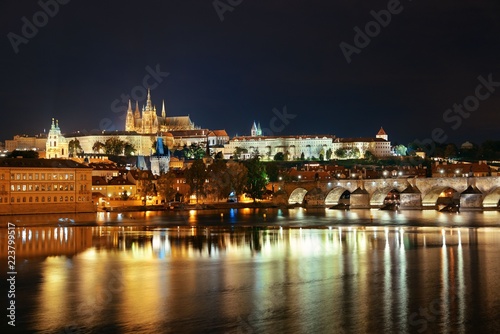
[2,221,500,332]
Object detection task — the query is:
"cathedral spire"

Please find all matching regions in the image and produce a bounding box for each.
[146,88,152,110]
[134,101,140,118]
[127,99,132,112]
[161,100,166,118]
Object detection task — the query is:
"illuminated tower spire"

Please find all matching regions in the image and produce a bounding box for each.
[162,100,166,118]
[134,101,140,118]
[126,99,134,131]
[146,88,152,110]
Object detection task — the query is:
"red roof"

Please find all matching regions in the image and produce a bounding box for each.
[377,127,387,136]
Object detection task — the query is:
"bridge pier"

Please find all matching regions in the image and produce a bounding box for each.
[350,187,370,209]
[399,184,422,210]
[460,186,483,210]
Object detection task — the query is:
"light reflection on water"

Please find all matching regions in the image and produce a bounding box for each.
[1,210,500,333]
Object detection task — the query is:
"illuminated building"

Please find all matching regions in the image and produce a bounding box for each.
[0,158,94,214]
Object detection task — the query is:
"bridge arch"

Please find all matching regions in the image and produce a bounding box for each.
[304,188,325,206]
[483,187,500,208]
[325,187,350,206]
[288,188,308,205]
[422,186,459,208]
[370,187,400,207]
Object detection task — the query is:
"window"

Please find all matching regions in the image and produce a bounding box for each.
[47,174,51,180]
[29,197,32,202]
[22,174,26,180]
[47,196,50,202]
[28,174,33,180]
[41,197,45,202]
[60,196,63,202]
[35,173,39,180]
[11,197,14,203]
[41,173,45,180]
[70,196,73,201]
[16,174,20,180]
[35,197,39,203]
[54,196,57,202]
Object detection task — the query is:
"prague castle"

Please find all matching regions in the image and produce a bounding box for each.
[125,88,196,134]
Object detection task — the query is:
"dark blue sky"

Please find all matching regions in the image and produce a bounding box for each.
[1,0,500,146]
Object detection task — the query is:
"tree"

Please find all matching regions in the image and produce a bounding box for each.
[300,152,305,160]
[265,161,279,182]
[104,137,125,156]
[319,153,324,161]
[137,171,156,205]
[185,159,207,204]
[326,148,333,160]
[214,151,224,160]
[335,148,347,159]
[349,147,360,159]
[227,161,248,198]
[156,170,177,203]
[185,143,206,159]
[233,147,248,160]
[8,150,38,159]
[124,143,136,157]
[205,160,231,201]
[243,158,268,202]
[68,139,82,157]
[394,144,407,156]
[274,152,285,161]
[92,141,105,154]
[364,150,375,161]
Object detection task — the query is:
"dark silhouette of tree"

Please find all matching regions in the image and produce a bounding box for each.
[156,170,177,203]
[8,150,38,159]
[274,152,285,161]
[243,158,268,202]
[185,159,207,204]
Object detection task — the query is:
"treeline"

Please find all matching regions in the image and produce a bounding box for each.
[407,140,500,161]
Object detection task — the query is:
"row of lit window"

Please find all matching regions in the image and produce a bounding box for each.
[6,173,78,181]
[1,196,74,203]
[92,186,133,191]
[9,184,75,192]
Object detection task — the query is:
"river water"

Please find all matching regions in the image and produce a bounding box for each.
[1,208,500,333]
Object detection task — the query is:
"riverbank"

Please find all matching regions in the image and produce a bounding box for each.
[102,201,281,212]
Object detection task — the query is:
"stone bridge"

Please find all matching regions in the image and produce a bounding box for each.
[269,177,500,210]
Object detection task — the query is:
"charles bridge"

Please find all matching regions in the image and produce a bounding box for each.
[269,176,500,210]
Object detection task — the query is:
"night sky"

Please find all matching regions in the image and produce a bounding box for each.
[1,0,500,146]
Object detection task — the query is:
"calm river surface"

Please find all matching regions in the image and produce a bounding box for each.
[1,208,500,333]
